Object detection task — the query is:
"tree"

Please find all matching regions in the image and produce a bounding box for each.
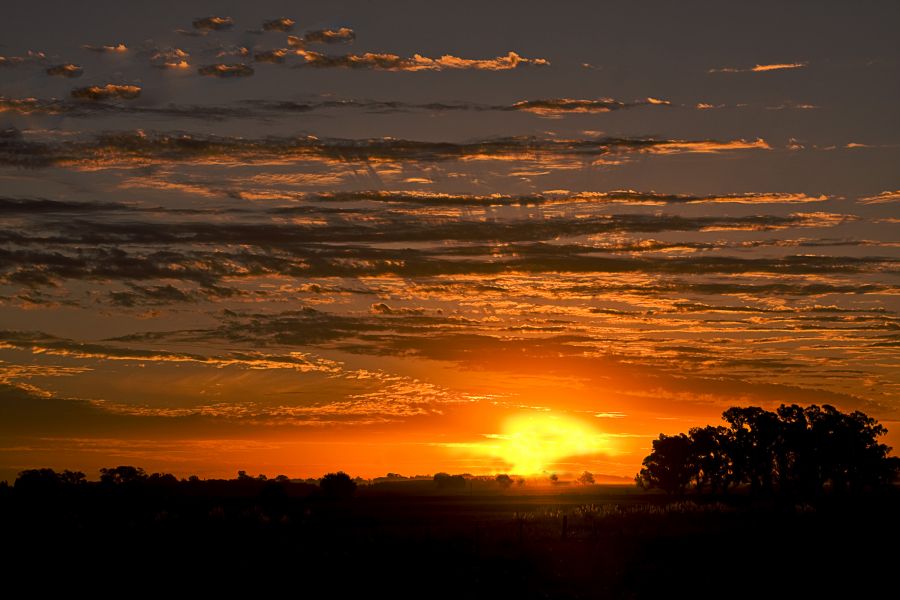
[496,474,513,488]
[58,470,86,486]
[320,471,356,499]
[687,426,731,493]
[578,471,595,485]
[637,404,898,497]
[636,433,695,494]
[99,465,147,485]
[434,472,467,490]
[15,468,63,493]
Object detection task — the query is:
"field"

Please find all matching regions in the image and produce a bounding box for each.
[3,480,896,598]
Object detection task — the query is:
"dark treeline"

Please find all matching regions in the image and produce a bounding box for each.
[637,404,899,496]
[8,465,358,500]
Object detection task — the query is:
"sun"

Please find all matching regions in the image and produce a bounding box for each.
[476,413,615,475]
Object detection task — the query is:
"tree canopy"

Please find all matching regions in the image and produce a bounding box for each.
[637,404,899,496]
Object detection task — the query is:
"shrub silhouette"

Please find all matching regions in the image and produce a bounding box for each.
[637,404,898,496]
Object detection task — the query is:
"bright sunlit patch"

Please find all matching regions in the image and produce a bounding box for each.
[465,413,616,475]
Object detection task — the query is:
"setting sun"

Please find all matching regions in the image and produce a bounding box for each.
[464,413,616,475]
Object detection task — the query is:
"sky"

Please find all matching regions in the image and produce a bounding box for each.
[0,0,898,482]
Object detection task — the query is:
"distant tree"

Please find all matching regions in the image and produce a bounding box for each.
[147,472,178,486]
[99,466,147,485]
[58,470,87,486]
[320,471,357,499]
[15,468,63,493]
[434,472,467,490]
[496,474,513,488]
[549,473,560,484]
[274,474,291,483]
[578,471,595,485]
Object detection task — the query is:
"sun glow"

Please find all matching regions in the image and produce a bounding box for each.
[476,413,615,475]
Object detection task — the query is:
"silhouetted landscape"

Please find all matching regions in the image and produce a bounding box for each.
[4,404,897,598]
[2,4,899,597]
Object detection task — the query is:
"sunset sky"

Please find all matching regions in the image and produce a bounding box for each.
[1,1,898,482]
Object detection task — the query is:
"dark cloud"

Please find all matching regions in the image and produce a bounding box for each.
[1,240,890,290]
[253,49,289,64]
[0,51,46,66]
[45,63,83,77]
[197,63,254,77]
[70,84,141,101]
[192,16,234,31]
[82,43,128,53]
[108,283,240,307]
[0,95,732,122]
[292,50,549,70]
[262,17,296,32]
[0,197,129,214]
[1,211,850,247]
[296,28,356,44]
[510,97,670,116]
[149,48,190,69]
[709,62,807,74]
[0,96,253,120]
[307,190,827,207]
[0,129,769,168]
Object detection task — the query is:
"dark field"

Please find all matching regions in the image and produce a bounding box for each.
[3,480,896,598]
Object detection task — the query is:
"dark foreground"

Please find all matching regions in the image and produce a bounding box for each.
[3,482,896,598]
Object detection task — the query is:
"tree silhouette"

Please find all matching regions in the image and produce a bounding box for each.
[496,474,513,488]
[434,472,467,490]
[578,471,595,485]
[636,433,694,494]
[99,465,147,485]
[320,471,356,499]
[637,404,898,497]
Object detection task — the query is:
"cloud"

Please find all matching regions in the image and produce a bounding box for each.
[82,43,128,53]
[197,63,254,78]
[0,95,254,120]
[293,50,549,70]
[709,62,807,74]
[0,129,770,169]
[509,97,668,117]
[45,64,83,77]
[150,48,190,69]
[70,84,141,101]
[0,330,340,374]
[296,28,356,44]
[0,197,130,214]
[0,51,46,66]
[859,190,900,204]
[310,190,828,207]
[192,16,234,31]
[262,17,295,32]
[253,49,289,64]
[370,303,426,316]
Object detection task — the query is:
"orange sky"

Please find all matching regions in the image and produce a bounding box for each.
[1,2,898,482]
